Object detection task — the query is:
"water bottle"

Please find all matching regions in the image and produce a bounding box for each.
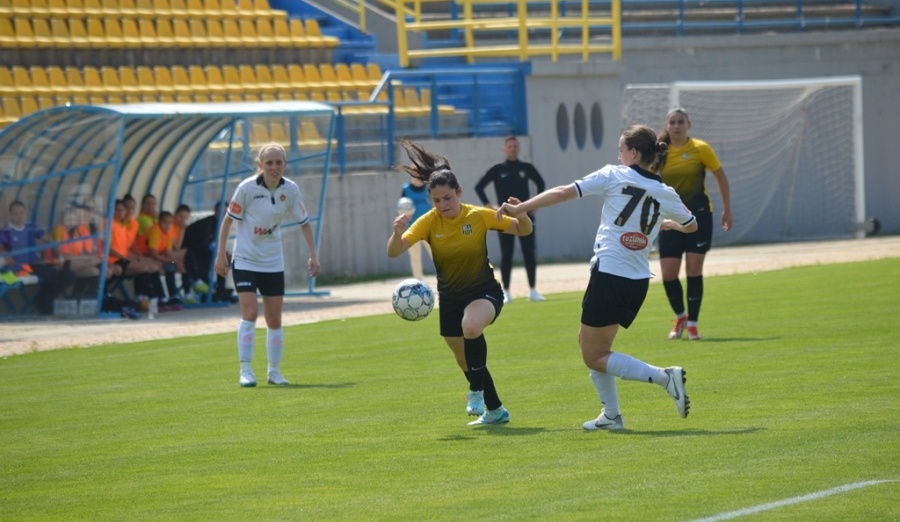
[148,298,158,319]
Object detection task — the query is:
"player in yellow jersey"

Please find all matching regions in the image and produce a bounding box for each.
[657,108,733,341]
[387,140,533,426]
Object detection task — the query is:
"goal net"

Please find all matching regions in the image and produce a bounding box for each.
[621,76,864,246]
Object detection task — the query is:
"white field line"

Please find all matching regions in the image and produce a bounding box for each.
[689,480,897,522]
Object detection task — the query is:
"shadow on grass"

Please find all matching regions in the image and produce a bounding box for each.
[258,381,356,390]
[689,337,781,343]
[438,426,549,441]
[622,427,765,437]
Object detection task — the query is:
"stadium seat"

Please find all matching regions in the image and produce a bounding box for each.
[28,66,55,96]
[334,63,360,89]
[0,1,13,18]
[103,18,126,48]
[1,97,23,127]
[0,19,16,48]
[65,18,93,49]
[167,0,190,19]
[185,0,207,18]
[287,18,312,48]
[237,0,278,20]
[238,19,262,47]
[238,65,265,96]
[153,66,177,97]
[135,66,160,98]
[12,18,37,47]
[221,65,245,96]
[202,65,229,96]
[217,0,241,20]
[318,63,342,91]
[135,0,156,18]
[113,0,140,18]
[117,66,144,97]
[45,65,69,95]
[85,18,107,48]
[47,0,75,17]
[137,18,160,47]
[172,19,193,47]
[287,64,309,93]
[12,66,35,95]
[188,19,211,47]
[253,65,278,96]
[366,63,384,84]
[100,66,123,96]
[82,66,106,96]
[30,18,56,48]
[170,66,194,98]
[270,18,294,48]
[299,119,328,148]
[36,95,57,110]
[200,0,225,19]
[0,68,15,96]
[19,95,39,117]
[187,65,214,97]
[420,87,457,115]
[153,18,176,47]
[270,64,292,94]
[217,20,244,48]
[304,19,338,48]
[150,0,174,18]
[17,0,51,18]
[120,18,143,48]
[302,63,325,93]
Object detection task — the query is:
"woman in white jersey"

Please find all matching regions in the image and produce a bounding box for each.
[214,142,321,388]
[657,108,733,341]
[498,125,697,431]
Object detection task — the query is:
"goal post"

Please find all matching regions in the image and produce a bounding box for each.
[622,76,865,245]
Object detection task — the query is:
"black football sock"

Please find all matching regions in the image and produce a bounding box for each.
[687,275,703,322]
[464,335,487,392]
[663,279,686,316]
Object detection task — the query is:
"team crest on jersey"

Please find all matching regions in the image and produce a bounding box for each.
[519,170,526,179]
[279,194,287,202]
[620,231,649,251]
[462,224,473,236]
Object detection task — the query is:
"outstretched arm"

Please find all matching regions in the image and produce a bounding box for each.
[499,197,532,237]
[497,184,578,218]
[386,214,412,258]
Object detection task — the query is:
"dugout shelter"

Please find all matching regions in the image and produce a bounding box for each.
[0,101,336,318]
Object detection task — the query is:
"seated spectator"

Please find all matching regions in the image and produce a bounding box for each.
[182,201,238,303]
[107,199,159,278]
[171,204,194,301]
[0,200,75,314]
[136,193,158,235]
[133,210,185,310]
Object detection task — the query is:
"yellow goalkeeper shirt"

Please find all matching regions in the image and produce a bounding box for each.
[659,137,722,213]
[403,203,512,300]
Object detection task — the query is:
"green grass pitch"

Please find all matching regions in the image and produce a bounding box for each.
[1,259,898,521]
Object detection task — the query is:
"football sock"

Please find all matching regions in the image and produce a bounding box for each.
[483,368,502,411]
[238,319,255,365]
[266,327,284,372]
[589,369,619,418]
[464,335,487,392]
[663,279,685,316]
[606,352,668,386]
[687,275,703,322]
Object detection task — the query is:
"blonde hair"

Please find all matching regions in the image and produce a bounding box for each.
[255,142,287,174]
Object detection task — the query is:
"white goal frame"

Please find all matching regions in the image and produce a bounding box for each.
[669,76,865,239]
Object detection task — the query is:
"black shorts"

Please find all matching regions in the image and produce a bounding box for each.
[581,268,649,328]
[439,286,504,337]
[231,267,285,297]
[658,211,713,258]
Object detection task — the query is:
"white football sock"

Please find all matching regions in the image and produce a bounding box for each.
[606,352,668,386]
[238,319,255,369]
[589,369,620,418]
[266,327,284,373]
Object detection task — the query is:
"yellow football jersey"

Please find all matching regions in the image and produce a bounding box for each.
[659,137,722,213]
[404,203,512,300]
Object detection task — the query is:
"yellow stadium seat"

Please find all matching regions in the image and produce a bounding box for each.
[65,18,92,48]
[366,63,384,84]
[85,18,107,48]
[172,18,193,47]
[238,64,266,96]
[299,119,328,148]
[187,65,213,96]
[120,18,142,47]
[185,0,206,18]
[47,0,75,17]
[30,17,56,48]
[135,0,156,18]
[318,63,341,91]
[167,0,190,19]
[420,87,457,115]
[19,95,40,117]
[103,18,126,47]
[153,18,176,47]
[0,1,14,18]
[287,18,312,48]
[202,65,229,96]
[218,0,241,20]
[0,19,16,48]
[1,97,23,127]
[45,65,68,95]
[335,63,358,89]
[12,66,35,94]
[49,18,72,48]
[117,66,143,97]
[188,19,210,47]
[170,66,194,98]
[254,65,279,96]
[220,65,244,96]
[150,0,173,18]
[0,67,15,96]
[65,67,89,96]
[104,92,126,104]
[201,0,225,19]
[36,95,57,110]
[302,63,325,93]
[113,0,140,18]
[81,0,105,19]
[217,19,244,48]
[100,66,123,96]
[237,0,276,19]
[237,19,261,47]
[135,66,160,98]
[270,64,291,94]
[304,18,338,48]
[270,18,294,48]
[13,18,37,47]
[287,64,308,93]
[137,18,160,47]
[82,66,105,96]
[28,66,55,96]
[153,66,177,97]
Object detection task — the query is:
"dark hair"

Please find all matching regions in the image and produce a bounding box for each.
[141,194,156,205]
[504,136,519,144]
[395,139,460,193]
[122,194,135,204]
[657,107,690,146]
[622,125,668,172]
[158,210,173,221]
[176,204,191,214]
[9,200,25,212]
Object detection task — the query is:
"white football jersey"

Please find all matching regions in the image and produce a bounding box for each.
[226,175,309,273]
[574,164,695,280]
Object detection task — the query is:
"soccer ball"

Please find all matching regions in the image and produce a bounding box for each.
[392,278,434,321]
[396,197,415,217]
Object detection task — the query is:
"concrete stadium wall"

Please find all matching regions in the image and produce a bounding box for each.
[311,29,900,278]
